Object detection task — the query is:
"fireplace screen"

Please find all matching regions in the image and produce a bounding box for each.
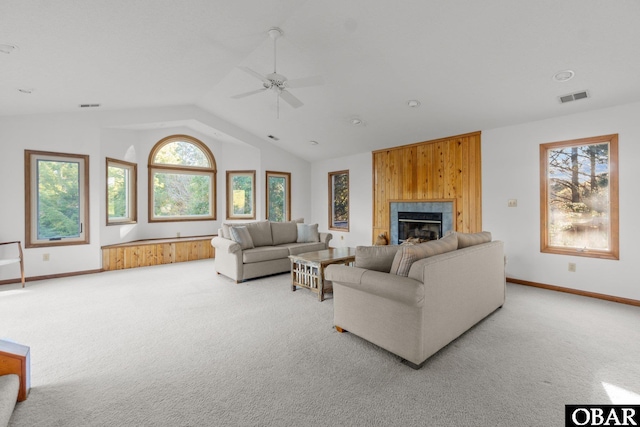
[398,212,442,243]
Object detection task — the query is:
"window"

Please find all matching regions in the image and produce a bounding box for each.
[25,150,90,248]
[106,158,137,225]
[329,170,349,230]
[148,135,216,222]
[266,171,291,222]
[540,134,619,259]
[226,170,256,219]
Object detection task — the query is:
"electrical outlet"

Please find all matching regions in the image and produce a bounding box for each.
[340,235,344,240]
[568,262,576,272]
[508,199,518,208]
[43,253,50,261]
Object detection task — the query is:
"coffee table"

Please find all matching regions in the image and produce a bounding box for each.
[289,247,356,301]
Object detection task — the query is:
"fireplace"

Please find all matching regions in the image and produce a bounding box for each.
[398,212,442,244]
[389,201,454,245]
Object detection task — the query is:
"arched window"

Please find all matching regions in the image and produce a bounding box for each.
[148,135,217,222]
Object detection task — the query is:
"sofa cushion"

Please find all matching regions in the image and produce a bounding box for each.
[456,231,492,249]
[245,221,273,247]
[390,233,458,277]
[285,242,327,256]
[271,221,298,245]
[296,223,320,243]
[243,246,290,263]
[230,226,254,250]
[355,245,401,273]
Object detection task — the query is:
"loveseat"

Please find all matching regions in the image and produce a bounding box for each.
[325,232,505,368]
[0,374,19,427]
[211,220,332,283]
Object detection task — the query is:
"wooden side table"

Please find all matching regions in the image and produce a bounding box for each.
[0,340,30,401]
[289,247,356,301]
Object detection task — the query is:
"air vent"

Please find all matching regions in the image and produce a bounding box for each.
[559,91,589,104]
[267,135,280,141]
[79,104,101,108]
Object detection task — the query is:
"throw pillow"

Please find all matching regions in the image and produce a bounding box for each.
[296,223,320,243]
[457,231,492,249]
[390,232,458,277]
[230,226,255,250]
[355,245,400,273]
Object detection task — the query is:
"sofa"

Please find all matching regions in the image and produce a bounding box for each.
[0,374,19,427]
[211,220,332,283]
[324,232,505,369]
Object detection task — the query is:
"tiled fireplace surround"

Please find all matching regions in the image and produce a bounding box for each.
[390,201,454,245]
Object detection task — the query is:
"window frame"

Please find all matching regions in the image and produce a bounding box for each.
[328,170,349,231]
[539,134,619,260]
[106,157,137,225]
[265,171,291,222]
[226,170,256,220]
[148,134,217,223]
[24,149,90,248]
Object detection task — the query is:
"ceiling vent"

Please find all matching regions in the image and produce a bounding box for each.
[267,134,280,141]
[79,104,101,108]
[559,91,589,104]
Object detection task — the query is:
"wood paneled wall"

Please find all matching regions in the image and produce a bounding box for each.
[372,131,482,243]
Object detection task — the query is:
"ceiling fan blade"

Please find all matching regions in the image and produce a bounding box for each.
[231,88,267,99]
[279,89,303,108]
[286,75,325,89]
[238,66,270,85]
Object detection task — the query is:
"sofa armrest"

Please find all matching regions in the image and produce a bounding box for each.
[320,232,332,247]
[211,236,241,254]
[325,265,424,306]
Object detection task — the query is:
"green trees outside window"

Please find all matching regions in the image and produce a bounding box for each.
[266,171,290,222]
[25,150,89,248]
[226,171,256,219]
[329,170,349,230]
[148,135,217,222]
[107,158,137,225]
[540,134,619,260]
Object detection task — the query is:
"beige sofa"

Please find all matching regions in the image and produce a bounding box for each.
[325,232,505,369]
[211,220,332,283]
[0,374,19,427]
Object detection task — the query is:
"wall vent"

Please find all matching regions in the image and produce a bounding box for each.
[559,91,589,104]
[79,104,101,108]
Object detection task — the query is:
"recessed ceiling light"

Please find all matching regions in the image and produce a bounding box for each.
[407,100,421,108]
[350,118,363,126]
[0,44,18,54]
[553,70,575,82]
[309,140,319,145]
[18,88,33,94]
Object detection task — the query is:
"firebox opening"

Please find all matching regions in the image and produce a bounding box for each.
[398,212,443,244]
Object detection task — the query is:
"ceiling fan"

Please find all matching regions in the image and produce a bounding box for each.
[232,27,324,117]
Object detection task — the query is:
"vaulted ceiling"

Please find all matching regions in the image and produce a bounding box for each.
[2,0,639,161]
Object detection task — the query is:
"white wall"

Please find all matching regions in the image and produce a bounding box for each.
[483,101,640,301]
[0,106,310,280]
[310,152,372,248]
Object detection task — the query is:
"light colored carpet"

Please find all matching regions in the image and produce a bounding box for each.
[1,259,639,427]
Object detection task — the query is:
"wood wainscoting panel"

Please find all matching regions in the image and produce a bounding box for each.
[102,236,215,271]
[372,131,482,243]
